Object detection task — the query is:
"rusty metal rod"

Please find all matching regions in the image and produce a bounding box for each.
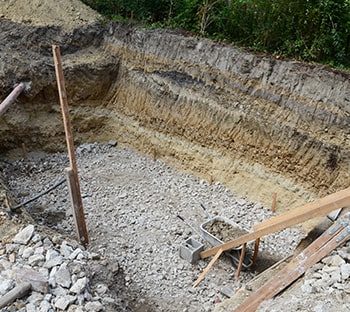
[0,82,26,117]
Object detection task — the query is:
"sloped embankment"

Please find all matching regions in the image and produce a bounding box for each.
[1,21,350,215]
[100,24,350,213]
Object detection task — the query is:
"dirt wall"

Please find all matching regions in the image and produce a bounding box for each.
[100,24,350,212]
[1,21,350,218]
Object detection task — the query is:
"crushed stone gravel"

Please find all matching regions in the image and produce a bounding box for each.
[2,142,306,311]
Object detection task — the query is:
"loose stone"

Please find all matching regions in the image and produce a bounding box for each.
[12,224,35,245]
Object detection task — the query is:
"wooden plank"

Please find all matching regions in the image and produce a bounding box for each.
[200,187,350,259]
[254,187,350,231]
[52,45,89,246]
[193,248,223,287]
[65,168,89,246]
[233,221,348,312]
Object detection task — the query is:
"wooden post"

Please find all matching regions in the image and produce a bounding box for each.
[22,143,27,160]
[52,45,89,246]
[271,192,277,213]
[65,168,88,245]
[235,243,247,280]
[253,238,260,266]
[0,82,26,117]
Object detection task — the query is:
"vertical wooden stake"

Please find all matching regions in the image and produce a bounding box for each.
[65,168,88,245]
[52,45,88,246]
[21,143,27,160]
[271,192,277,213]
[253,238,260,266]
[235,243,247,280]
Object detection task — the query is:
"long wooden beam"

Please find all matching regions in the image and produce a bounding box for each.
[200,187,350,259]
[52,45,89,246]
[233,220,349,312]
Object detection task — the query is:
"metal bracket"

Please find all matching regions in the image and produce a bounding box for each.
[329,218,348,235]
[336,226,350,243]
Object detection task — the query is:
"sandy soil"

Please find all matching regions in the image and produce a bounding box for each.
[0,0,100,30]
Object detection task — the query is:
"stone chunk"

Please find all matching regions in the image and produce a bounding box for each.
[60,241,73,258]
[0,278,15,295]
[39,299,51,312]
[69,248,83,260]
[341,263,350,280]
[70,277,87,294]
[322,254,345,266]
[14,267,49,293]
[44,250,63,269]
[28,254,45,266]
[55,263,71,288]
[12,224,35,245]
[54,295,76,310]
[85,301,104,311]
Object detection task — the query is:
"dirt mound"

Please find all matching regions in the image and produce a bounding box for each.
[0,0,101,30]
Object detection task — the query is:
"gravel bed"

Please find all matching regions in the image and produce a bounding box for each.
[3,143,305,311]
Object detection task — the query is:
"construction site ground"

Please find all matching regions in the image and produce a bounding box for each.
[1,1,350,311]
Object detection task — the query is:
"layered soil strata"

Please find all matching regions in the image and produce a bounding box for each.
[0,18,349,221]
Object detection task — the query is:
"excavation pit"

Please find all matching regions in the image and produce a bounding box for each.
[1,1,350,311]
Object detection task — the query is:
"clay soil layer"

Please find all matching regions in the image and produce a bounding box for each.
[1,11,349,226]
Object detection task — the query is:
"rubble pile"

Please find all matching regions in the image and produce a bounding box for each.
[0,221,127,311]
[1,143,305,311]
[257,245,350,311]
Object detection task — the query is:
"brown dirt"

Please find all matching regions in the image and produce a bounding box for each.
[1,2,350,310]
[0,0,101,30]
[203,219,249,243]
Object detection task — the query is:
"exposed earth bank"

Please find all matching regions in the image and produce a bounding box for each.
[1,1,350,311]
[1,4,350,216]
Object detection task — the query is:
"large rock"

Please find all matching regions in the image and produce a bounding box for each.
[12,224,35,245]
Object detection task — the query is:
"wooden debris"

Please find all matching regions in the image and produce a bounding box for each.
[271,192,277,213]
[21,143,27,160]
[200,186,350,259]
[235,243,246,280]
[233,217,350,312]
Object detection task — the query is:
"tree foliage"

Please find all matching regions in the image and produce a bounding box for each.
[82,0,350,68]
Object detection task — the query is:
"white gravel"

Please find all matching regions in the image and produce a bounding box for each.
[3,142,305,311]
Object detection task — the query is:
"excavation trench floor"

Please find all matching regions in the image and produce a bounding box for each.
[2,143,305,311]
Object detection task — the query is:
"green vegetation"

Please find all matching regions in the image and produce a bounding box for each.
[82,0,350,68]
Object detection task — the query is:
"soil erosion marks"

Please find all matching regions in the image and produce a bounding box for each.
[1,21,350,217]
